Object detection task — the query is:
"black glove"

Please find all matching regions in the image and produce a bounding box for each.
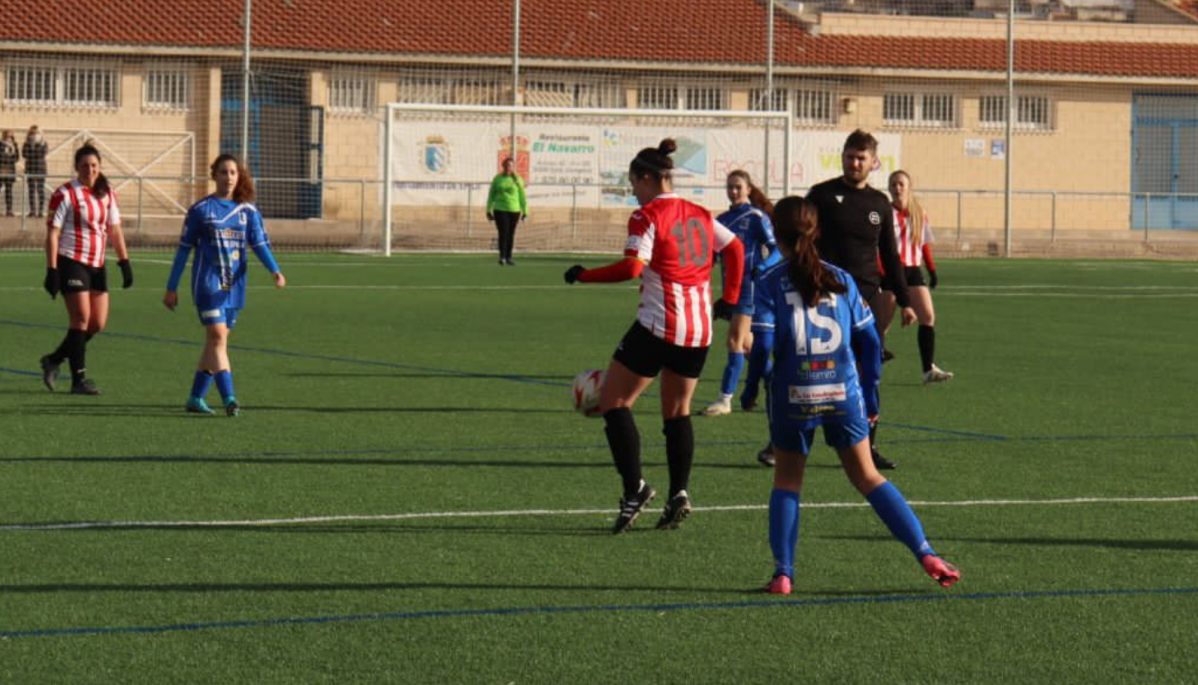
[486,212,494,222]
[43,268,59,299]
[712,298,734,321]
[927,270,938,289]
[118,259,133,289]
[521,214,527,221]
[563,265,585,284]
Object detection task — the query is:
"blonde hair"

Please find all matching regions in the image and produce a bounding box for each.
[890,170,926,248]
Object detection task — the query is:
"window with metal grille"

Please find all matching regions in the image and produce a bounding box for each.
[328,74,374,113]
[525,80,573,107]
[638,85,678,110]
[398,75,449,104]
[749,88,787,113]
[144,69,190,110]
[883,93,917,124]
[575,82,624,109]
[884,92,956,127]
[5,65,56,103]
[795,88,834,123]
[979,95,1052,130]
[685,86,726,111]
[63,67,117,106]
[454,80,505,106]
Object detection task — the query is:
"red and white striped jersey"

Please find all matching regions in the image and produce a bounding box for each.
[624,193,735,348]
[892,207,934,268]
[48,181,121,268]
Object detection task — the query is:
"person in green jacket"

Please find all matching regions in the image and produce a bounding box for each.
[486,157,527,265]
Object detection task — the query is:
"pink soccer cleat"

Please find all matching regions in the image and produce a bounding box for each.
[922,555,961,588]
[765,574,793,595]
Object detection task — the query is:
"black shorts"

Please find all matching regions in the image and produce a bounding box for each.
[58,256,108,294]
[613,321,709,380]
[903,266,926,288]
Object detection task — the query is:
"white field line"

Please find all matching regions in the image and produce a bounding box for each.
[3,495,1195,532]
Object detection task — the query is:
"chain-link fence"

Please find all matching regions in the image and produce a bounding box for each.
[3,1,1198,257]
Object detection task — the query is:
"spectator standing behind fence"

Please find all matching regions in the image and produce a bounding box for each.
[23,125,48,217]
[486,157,527,266]
[0,130,18,216]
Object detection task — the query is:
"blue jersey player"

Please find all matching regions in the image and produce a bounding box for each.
[703,170,780,417]
[163,154,285,416]
[755,196,959,595]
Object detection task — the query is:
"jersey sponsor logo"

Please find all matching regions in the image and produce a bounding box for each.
[789,383,848,404]
[869,211,881,225]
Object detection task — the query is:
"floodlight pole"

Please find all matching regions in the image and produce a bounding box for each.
[510,0,521,161]
[241,0,252,163]
[1004,0,1014,258]
[764,0,775,196]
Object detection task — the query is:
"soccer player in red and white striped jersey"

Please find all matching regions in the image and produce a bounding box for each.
[878,170,953,384]
[564,138,744,534]
[38,144,132,395]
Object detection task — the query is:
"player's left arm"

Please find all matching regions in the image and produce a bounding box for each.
[106,191,133,288]
[755,215,782,275]
[248,209,285,287]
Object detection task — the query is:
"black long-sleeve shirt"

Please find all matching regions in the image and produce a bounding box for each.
[807,177,909,309]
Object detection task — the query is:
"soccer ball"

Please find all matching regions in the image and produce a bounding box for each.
[571,369,605,418]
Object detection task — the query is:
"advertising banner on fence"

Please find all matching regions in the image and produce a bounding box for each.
[390,119,900,208]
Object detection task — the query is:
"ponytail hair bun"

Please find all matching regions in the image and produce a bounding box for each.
[630,138,677,181]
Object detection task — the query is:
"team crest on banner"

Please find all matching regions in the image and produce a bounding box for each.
[423,135,449,174]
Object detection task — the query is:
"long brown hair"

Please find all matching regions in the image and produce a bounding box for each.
[772,196,846,307]
[889,170,925,248]
[727,169,774,216]
[74,144,110,199]
[210,153,256,203]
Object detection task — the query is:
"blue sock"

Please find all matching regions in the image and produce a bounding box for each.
[866,481,936,559]
[740,332,774,405]
[214,370,235,404]
[189,371,213,400]
[768,488,800,578]
[720,352,745,397]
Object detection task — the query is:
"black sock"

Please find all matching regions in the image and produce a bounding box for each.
[48,330,73,363]
[662,415,694,498]
[65,328,88,385]
[918,325,935,373]
[603,408,642,497]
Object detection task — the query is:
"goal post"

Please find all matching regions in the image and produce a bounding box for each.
[381,103,793,257]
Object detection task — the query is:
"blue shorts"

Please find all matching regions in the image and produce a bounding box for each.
[769,390,870,454]
[198,306,240,329]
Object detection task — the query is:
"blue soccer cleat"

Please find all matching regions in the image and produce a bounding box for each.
[185,397,215,415]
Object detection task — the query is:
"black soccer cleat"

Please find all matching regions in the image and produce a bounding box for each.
[612,481,656,534]
[871,447,897,470]
[225,399,241,417]
[655,490,692,530]
[39,355,60,392]
[69,379,101,396]
[756,444,775,467]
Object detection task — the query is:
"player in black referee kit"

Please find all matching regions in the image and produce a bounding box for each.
[806,129,914,470]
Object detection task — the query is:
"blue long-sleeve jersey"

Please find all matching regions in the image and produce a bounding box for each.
[717,203,780,305]
[755,260,881,423]
[167,196,279,311]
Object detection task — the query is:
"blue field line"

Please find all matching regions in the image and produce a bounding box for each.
[3,585,1196,640]
[0,365,39,378]
[0,318,569,389]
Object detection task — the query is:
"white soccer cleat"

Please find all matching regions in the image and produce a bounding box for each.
[923,364,954,384]
[702,398,732,416]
